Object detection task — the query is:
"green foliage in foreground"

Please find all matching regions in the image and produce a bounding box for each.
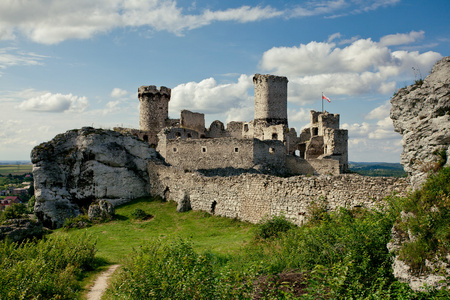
[255,214,295,239]
[106,239,256,299]
[105,169,450,299]
[0,203,28,222]
[396,167,450,272]
[105,204,449,299]
[131,208,153,220]
[0,233,97,299]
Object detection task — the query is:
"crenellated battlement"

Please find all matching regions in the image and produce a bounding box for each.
[138,85,171,131]
[253,74,288,84]
[138,85,171,99]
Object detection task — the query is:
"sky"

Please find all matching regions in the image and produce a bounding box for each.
[0,0,449,163]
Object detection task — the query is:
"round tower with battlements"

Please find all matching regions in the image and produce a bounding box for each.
[138,85,171,131]
[253,74,288,126]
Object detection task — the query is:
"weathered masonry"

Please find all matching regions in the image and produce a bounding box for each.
[115,74,349,176]
[149,162,409,225]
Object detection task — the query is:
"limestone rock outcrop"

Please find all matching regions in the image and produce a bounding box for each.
[31,127,158,228]
[88,200,115,221]
[390,56,450,189]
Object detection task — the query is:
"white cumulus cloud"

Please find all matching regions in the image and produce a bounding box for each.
[18,92,88,113]
[260,31,442,104]
[171,74,253,116]
[365,100,391,120]
[110,88,128,98]
[0,0,403,44]
[379,30,425,47]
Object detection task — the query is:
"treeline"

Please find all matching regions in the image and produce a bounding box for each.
[348,162,407,177]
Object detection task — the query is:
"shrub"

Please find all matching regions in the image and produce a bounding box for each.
[255,215,295,239]
[106,238,256,299]
[0,203,28,221]
[306,198,331,224]
[63,213,91,229]
[131,208,153,220]
[27,195,36,213]
[396,167,450,273]
[0,233,96,299]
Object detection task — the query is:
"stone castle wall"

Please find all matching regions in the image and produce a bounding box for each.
[158,137,287,173]
[148,162,409,225]
[180,110,205,134]
[285,156,340,176]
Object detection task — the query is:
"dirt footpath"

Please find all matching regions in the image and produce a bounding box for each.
[86,264,120,300]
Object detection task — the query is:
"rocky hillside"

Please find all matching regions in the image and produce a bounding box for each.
[31,127,158,228]
[390,56,450,189]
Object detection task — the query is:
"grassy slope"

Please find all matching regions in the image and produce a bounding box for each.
[58,198,254,263]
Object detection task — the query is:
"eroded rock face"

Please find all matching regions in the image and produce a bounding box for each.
[389,57,450,291]
[31,127,158,228]
[390,56,450,189]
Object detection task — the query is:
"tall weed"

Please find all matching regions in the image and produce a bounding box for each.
[0,233,96,299]
[106,238,256,299]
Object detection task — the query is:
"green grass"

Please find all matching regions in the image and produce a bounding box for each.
[58,198,254,263]
[0,164,33,175]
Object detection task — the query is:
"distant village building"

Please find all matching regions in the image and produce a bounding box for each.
[115,74,348,176]
[1,196,22,210]
[12,188,29,196]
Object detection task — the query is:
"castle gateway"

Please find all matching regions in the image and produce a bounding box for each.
[115,74,348,176]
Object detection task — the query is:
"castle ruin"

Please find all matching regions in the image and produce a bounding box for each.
[116,74,348,176]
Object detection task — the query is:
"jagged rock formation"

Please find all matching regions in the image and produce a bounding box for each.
[390,56,450,189]
[389,57,450,291]
[387,212,450,291]
[31,127,158,228]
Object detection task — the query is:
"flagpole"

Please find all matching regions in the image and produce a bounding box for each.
[321,92,324,113]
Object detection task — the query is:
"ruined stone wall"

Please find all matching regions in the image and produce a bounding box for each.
[180,110,205,134]
[319,113,340,135]
[207,121,228,138]
[253,139,287,173]
[114,127,159,147]
[286,156,340,176]
[159,137,287,173]
[262,124,287,142]
[226,121,244,139]
[253,74,288,125]
[161,138,255,171]
[323,128,348,171]
[149,162,409,225]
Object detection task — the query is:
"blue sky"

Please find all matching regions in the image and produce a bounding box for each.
[0,0,449,162]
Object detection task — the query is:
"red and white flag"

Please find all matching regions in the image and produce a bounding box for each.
[322,94,331,103]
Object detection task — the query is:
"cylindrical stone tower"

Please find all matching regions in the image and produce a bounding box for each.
[138,85,171,131]
[253,74,288,125]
